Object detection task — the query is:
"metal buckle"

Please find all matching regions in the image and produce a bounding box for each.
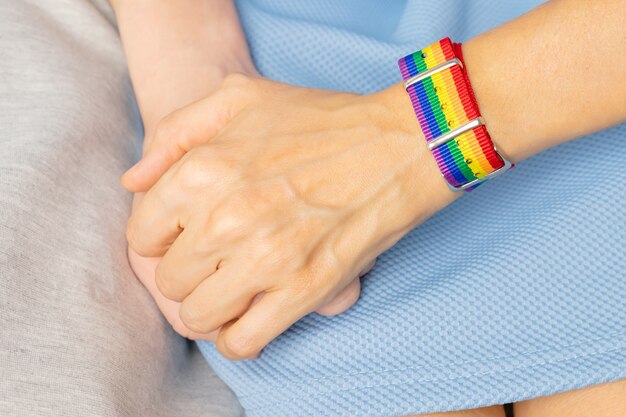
[403,58,512,191]
[428,117,484,151]
[446,147,513,192]
[403,58,463,90]
[427,117,513,192]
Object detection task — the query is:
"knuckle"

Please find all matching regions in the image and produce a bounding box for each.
[175,152,210,189]
[208,194,255,237]
[169,320,211,342]
[175,148,233,190]
[179,299,209,333]
[179,149,208,173]
[170,321,192,339]
[125,218,149,255]
[154,262,183,301]
[222,332,258,359]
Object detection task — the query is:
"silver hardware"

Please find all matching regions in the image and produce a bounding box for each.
[428,117,484,151]
[402,56,511,191]
[445,144,514,192]
[403,58,463,90]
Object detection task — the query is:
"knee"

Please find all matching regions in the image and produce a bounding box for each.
[515,379,626,417]
[405,405,506,417]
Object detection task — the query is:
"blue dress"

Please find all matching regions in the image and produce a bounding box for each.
[198,1,626,416]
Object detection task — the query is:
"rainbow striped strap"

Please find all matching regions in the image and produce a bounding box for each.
[398,37,513,191]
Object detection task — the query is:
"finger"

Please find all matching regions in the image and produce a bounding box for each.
[154,228,223,302]
[359,257,377,277]
[215,290,313,361]
[179,266,263,334]
[122,74,254,192]
[126,173,184,257]
[314,277,361,316]
[126,247,219,342]
[314,257,374,316]
[151,282,221,342]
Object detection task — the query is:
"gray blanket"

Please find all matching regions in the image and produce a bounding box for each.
[0,1,243,416]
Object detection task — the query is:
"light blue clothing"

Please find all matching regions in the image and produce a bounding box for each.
[197,1,626,416]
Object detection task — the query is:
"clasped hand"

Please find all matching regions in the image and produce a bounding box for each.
[123,74,453,360]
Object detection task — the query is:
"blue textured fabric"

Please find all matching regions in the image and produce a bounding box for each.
[197,1,626,416]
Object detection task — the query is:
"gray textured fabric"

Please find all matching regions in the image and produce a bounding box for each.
[0,1,243,416]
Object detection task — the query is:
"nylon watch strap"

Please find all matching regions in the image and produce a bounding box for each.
[398,37,513,191]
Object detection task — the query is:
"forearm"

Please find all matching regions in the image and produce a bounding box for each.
[117,0,625,355]
[111,0,255,137]
[112,1,257,341]
[463,0,626,163]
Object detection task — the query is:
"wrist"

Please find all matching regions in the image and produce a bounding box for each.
[461,37,529,164]
[367,83,459,232]
[141,62,257,137]
[115,0,256,140]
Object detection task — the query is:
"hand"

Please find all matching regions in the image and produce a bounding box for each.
[128,199,376,339]
[113,0,377,340]
[126,70,373,340]
[128,244,219,341]
[124,74,456,360]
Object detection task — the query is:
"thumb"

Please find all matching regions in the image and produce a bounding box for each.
[121,75,252,192]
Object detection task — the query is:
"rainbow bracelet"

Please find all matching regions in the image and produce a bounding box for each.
[398,37,512,191]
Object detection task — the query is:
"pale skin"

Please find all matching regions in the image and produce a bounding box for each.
[113,0,370,341]
[111,0,626,416]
